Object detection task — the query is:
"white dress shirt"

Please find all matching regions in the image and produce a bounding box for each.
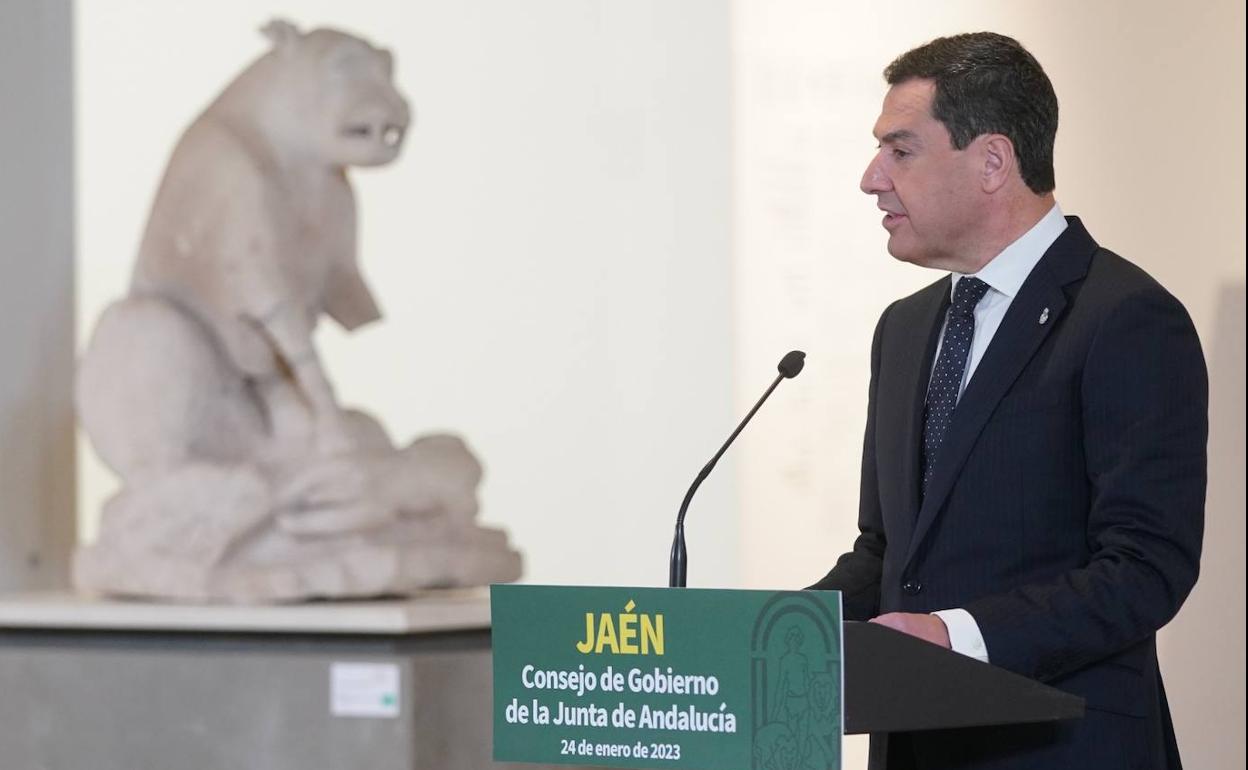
[929,203,1068,663]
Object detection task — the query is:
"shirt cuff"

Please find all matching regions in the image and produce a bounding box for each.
[932,608,990,663]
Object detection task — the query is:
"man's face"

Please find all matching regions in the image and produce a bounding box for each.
[860,79,983,268]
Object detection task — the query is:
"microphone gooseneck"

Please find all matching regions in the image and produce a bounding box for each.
[669,350,806,587]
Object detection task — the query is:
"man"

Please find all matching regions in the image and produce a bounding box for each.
[809,33,1207,769]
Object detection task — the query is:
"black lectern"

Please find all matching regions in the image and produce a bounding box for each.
[844,621,1084,735]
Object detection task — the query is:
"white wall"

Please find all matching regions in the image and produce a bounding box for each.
[734,1,1245,767]
[75,1,738,589]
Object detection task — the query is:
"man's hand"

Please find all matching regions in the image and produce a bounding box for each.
[870,612,951,648]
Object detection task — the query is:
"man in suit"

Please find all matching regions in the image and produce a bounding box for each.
[809,33,1207,769]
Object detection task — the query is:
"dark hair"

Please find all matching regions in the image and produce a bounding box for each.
[885,32,1058,194]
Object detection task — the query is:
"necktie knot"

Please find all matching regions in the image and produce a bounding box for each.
[951,277,990,316]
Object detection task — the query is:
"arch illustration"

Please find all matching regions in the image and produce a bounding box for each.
[749,591,841,770]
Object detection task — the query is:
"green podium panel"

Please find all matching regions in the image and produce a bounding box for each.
[492,585,843,770]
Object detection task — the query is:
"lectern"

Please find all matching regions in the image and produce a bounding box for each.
[492,585,1083,769]
[843,620,1082,734]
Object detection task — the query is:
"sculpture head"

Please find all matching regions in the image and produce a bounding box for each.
[256,19,411,167]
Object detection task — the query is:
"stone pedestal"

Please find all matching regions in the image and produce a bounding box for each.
[0,591,586,770]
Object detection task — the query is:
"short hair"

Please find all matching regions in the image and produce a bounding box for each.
[884,32,1058,194]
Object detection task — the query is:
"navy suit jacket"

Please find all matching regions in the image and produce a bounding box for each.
[810,218,1207,770]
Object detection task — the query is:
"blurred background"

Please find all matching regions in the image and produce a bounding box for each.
[2,1,1242,767]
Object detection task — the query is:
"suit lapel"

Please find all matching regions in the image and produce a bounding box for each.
[900,218,1097,571]
[896,284,949,544]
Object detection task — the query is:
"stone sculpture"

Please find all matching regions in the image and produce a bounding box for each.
[74,19,522,602]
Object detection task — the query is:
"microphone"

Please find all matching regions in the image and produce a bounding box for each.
[668,350,806,587]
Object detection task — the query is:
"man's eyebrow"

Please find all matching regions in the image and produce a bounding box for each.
[878,129,920,145]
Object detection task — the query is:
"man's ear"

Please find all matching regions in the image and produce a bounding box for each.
[980,134,1016,194]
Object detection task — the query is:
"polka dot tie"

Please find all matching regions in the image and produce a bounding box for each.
[921,276,991,498]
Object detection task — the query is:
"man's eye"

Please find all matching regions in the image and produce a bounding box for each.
[891,148,910,159]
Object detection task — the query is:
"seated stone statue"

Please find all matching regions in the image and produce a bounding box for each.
[74,19,522,602]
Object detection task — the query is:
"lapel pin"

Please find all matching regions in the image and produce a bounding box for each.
[1039,307,1050,325]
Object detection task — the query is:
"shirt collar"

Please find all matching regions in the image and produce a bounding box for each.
[952,203,1067,300]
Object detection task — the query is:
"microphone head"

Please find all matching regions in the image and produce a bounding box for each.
[778,350,806,379]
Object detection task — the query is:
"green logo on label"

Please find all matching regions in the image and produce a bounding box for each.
[751,593,841,770]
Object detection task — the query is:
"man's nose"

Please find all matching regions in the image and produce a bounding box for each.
[860,153,889,195]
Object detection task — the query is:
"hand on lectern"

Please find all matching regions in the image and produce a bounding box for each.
[870,612,952,649]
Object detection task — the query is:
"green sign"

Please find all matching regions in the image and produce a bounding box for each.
[491,585,843,769]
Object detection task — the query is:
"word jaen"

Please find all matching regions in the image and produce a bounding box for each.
[576,600,664,655]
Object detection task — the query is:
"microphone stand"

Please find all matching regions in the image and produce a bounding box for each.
[669,351,804,588]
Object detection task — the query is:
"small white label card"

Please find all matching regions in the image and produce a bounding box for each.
[330,662,401,718]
